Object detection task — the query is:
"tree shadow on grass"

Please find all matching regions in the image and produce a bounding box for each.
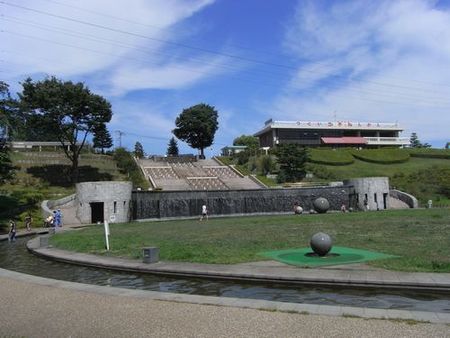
[27,165,113,187]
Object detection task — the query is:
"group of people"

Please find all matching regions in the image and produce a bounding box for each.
[44,209,63,228]
[8,210,64,242]
[8,214,33,242]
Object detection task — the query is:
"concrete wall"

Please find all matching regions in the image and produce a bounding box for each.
[132,186,351,219]
[76,182,132,223]
[390,189,419,208]
[344,177,390,211]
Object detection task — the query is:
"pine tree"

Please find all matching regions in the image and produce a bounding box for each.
[409,132,421,148]
[92,124,113,154]
[167,137,179,156]
[134,141,145,159]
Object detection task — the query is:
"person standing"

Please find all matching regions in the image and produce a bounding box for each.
[25,214,32,231]
[55,209,63,227]
[200,204,208,221]
[8,220,17,242]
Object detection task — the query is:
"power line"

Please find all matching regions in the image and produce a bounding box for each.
[3,21,450,108]
[4,0,450,94]
[2,6,450,109]
[32,0,450,90]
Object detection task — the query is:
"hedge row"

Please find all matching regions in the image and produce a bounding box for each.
[350,148,410,164]
[408,149,450,159]
[308,149,354,166]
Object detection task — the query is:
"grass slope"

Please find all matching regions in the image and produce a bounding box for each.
[0,151,127,231]
[50,209,450,272]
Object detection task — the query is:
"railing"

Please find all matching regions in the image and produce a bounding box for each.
[364,137,410,145]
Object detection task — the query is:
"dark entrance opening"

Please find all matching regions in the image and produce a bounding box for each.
[383,193,388,209]
[90,202,104,223]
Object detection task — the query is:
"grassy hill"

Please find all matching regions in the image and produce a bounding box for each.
[0,150,127,231]
[309,148,450,207]
[223,148,450,207]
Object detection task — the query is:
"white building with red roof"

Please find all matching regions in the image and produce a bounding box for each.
[254,119,410,148]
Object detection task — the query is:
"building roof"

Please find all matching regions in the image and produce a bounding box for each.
[220,145,248,150]
[321,137,367,145]
[254,119,403,136]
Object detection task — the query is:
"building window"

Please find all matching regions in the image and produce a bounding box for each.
[113,201,117,214]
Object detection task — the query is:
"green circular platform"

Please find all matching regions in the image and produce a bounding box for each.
[260,246,397,267]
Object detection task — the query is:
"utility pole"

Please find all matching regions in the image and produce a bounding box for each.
[115,130,125,148]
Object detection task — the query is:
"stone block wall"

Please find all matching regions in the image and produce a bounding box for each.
[132,186,351,219]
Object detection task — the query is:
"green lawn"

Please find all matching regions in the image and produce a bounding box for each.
[50,208,450,272]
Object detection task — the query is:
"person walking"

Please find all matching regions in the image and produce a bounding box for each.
[8,220,17,242]
[200,204,208,221]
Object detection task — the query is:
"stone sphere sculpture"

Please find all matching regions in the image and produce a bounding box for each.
[310,232,332,256]
[313,197,330,213]
[294,206,303,214]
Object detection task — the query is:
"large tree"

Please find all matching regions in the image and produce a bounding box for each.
[0,81,14,140]
[93,124,113,154]
[173,103,218,159]
[0,82,15,182]
[233,134,259,149]
[0,140,14,184]
[274,144,309,183]
[19,77,112,182]
[167,136,179,157]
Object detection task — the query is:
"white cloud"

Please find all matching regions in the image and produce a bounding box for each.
[275,0,450,145]
[108,55,229,95]
[2,0,217,90]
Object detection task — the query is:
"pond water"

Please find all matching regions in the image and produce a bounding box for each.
[1,237,449,313]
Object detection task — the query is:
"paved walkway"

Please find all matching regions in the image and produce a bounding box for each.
[1,268,450,338]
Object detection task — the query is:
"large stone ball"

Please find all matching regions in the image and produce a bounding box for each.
[313,197,330,213]
[294,206,303,214]
[310,232,332,256]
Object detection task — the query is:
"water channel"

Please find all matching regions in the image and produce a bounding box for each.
[1,237,450,313]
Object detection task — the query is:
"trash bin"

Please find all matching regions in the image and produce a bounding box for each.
[142,247,159,264]
[40,235,49,247]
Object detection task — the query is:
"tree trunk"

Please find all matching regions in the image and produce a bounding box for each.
[200,147,205,159]
[71,155,79,183]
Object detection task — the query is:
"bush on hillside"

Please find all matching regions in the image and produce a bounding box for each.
[391,165,450,205]
[309,148,354,165]
[350,148,410,164]
[305,163,338,180]
[113,148,149,189]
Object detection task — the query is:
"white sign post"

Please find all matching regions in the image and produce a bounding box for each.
[104,221,110,251]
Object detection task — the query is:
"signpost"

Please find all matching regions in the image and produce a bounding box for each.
[104,221,110,251]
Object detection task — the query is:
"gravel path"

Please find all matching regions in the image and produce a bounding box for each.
[0,275,449,338]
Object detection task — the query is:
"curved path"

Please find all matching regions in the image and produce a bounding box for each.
[1,228,450,336]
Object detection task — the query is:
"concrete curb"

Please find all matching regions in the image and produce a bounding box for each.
[27,237,450,292]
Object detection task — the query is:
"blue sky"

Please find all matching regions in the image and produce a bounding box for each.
[2,0,450,156]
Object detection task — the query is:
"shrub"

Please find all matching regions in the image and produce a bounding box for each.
[350,148,410,164]
[407,148,450,159]
[309,148,354,165]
